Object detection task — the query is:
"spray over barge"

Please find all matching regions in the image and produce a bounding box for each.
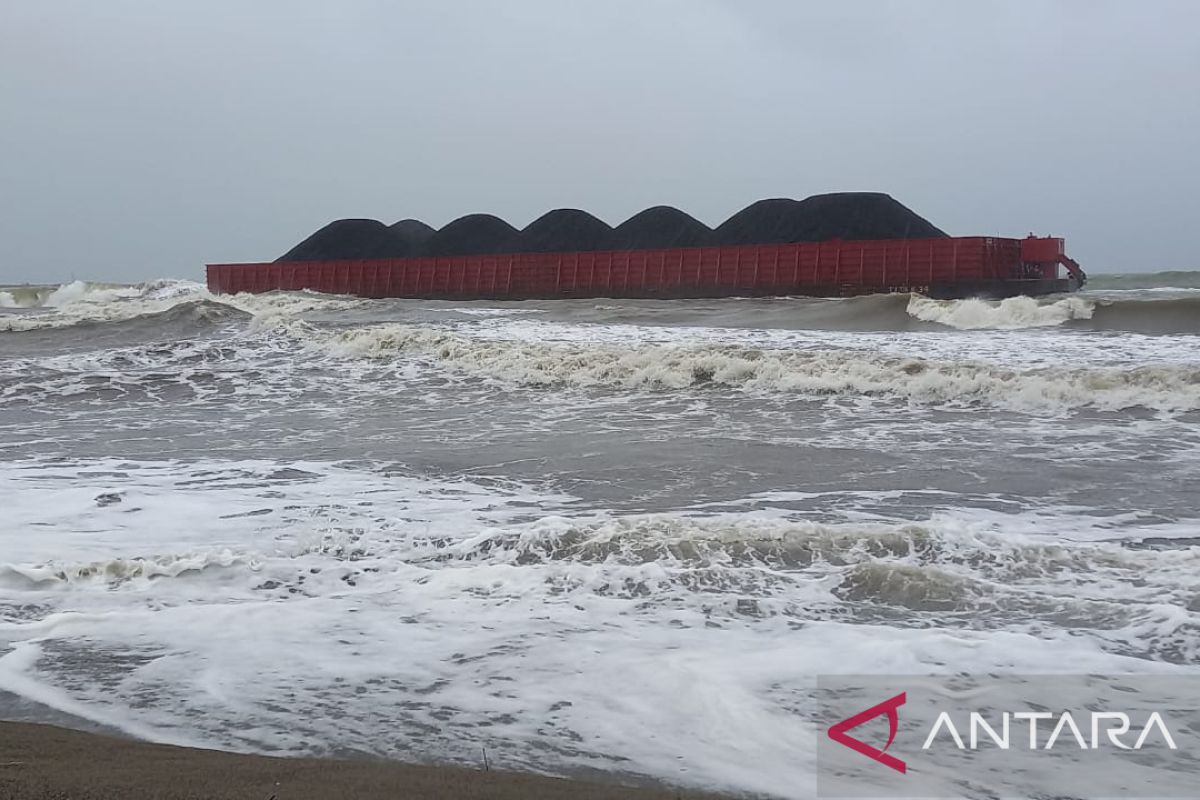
[207,193,1086,300]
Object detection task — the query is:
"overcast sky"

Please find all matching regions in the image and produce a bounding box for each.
[1,0,1197,283]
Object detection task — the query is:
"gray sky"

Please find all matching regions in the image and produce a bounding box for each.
[1,0,1197,283]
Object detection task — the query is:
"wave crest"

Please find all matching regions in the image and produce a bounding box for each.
[907,292,1200,334]
[1,280,360,332]
[0,550,248,589]
[411,513,1197,632]
[315,324,1200,411]
[907,295,1096,330]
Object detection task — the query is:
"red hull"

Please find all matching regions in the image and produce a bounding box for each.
[207,236,1079,300]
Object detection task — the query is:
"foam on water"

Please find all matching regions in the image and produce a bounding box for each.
[430,314,1200,370]
[4,277,1200,796]
[6,277,1200,337]
[5,283,1200,420]
[0,285,60,308]
[907,294,1096,329]
[1,458,1197,796]
[43,280,145,308]
[0,280,363,332]
[310,323,1200,412]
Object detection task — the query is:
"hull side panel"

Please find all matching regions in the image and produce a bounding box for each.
[207,238,1073,300]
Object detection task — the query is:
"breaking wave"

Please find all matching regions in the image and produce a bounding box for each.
[0,286,55,308]
[10,509,1189,645]
[315,324,1200,412]
[0,551,247,589]
[439,513,1141,575]
[0,299,248,339]
[0,280,180,310]
[908,293,1200,334]
[1,281,209,332]
[323,510,1200,659]
[907,295,1095,330]
[6,279,1200,336]
[0,280,360,332]
[562,291,1200,334]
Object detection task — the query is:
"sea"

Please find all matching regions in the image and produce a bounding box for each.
[1,272,1199,797]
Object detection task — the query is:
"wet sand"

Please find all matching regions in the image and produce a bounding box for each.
[0,721,723,800]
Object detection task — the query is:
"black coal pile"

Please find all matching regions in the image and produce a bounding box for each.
[519,209,613,253]
[423,214,521,257]
[390,218,435,247]
[369,219,438,258]
[711,193,946,246]
[610,206,712,250]
[277,193,946,261]
[277,219,392,261]
[796,192,946,240]
[391,218,436,241]
[710,199,803,247]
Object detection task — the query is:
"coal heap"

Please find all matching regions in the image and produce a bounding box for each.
[711,193,946,246]
[795,192,945,240]
[710,199,804,247]
[277,193,946,261]
[370,219,438,258]
[423,214,520,257]
[520,209,613,253]
[277,219,392,261]
[390,219,436,247]
[610,206,712,250]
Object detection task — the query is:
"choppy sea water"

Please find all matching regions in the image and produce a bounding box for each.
[1,275,1199,797]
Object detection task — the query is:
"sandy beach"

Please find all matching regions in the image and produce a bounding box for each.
[0,721,721,800]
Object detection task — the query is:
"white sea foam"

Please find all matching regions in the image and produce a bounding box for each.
[445,307,544,317]
[1,281,203,331]
[4,281,1200,795]
[907,294,1096,329]
[1,458,1196,796]
[0,551,248,590]
[43,280,144,308]
[0,285,59,308]
[0,280,368,332]
[310,323,1200,412]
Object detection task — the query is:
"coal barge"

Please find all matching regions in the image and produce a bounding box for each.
[207,193,1086,300]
